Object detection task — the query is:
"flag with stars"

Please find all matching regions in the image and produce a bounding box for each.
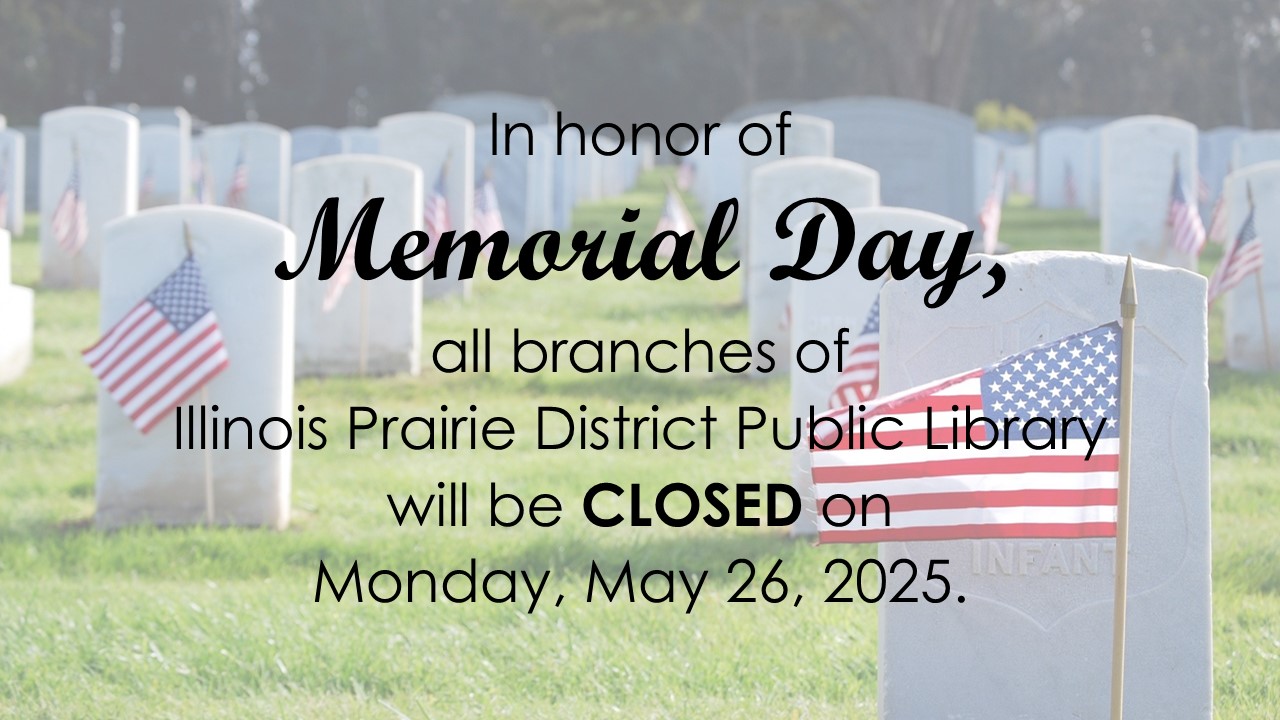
[811,322,1122,544]
[1207,208,1264,305]
[83,254,229,434]
[828,294,880,409]
[474,177,504,237]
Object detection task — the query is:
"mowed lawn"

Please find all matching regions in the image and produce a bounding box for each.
[1,175,1277,719]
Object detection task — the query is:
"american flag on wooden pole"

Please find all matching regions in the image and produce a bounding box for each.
[82,252,229,434]
[224,146,248,209]
[979,158,1005,254]
[1166,160,1206,257]
[1207,206,1264,305]
[811,321,1123,544]
[322,178,369,313]
[51,147,89,256]
[827,293,881,409]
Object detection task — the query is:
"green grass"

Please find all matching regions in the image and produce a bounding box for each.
[1,175,1277,718]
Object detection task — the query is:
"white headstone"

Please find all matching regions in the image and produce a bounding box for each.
[40,106,139,289]
[474,123,554,243]
[794,97,976,228]
[0,129,25,235]
[291,126,342,164]
[698,123,743,214]
[200,122,291,223]
[1232,130,1280,171]
[291,155,423,377]
[1222,161,1280,372]
[96,206,296,529]
[1100,116,1198,268]
[877,251,1210,720]
[0,228,34,384]
[749,158,879,373]
[1037,126,1092,209]
[790,207,968,536]
[1005,143,1035,197]
[139,125,190,207]
[378,111,475,299]
[1199,126,1245,203]
[339,127,378,154]
[19,127,39,213]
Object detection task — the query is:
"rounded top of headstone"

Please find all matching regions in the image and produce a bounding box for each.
[1226,158,1280,184]
[753,155,878,182]
[104,204,292,241]
[1101,114,1196,135]
[292,125,337,134]
[202,121,287,138]
[139,125,181,139]
[724,99,801,124]
[1204,125,1247,137]
[847,204,968,230]
[41,105,138,127]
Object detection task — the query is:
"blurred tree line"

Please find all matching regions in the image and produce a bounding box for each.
[0,0,1277,129]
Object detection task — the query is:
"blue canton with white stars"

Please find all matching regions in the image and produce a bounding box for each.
[147,255,214,332]
[979,322,1122,440]
[859,295,880,335]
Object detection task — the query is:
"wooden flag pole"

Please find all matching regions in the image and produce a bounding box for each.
[184,221,216,527]
[1246,183,1275,370]
[1110,255,1138,720]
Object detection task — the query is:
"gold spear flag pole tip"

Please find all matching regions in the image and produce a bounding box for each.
[1121,255,1137,319]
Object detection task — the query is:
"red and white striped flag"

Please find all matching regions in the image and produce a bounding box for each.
[474,177,505,237]
[979,163,1005,254]
[1197,173,1211,204]
[811,321,1122,544]
[1207,208,1264,305]
[1167,165,1206,257]
[83,254,230,434]
[424,169,451,240]
[828,293,880,409]
[321,242,357,313]
[51,158,89,256]
[654,187,695,258]
[224,149,248,209]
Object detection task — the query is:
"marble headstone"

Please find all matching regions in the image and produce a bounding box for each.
[0,229,34,384]
[749,158,879,373]
[1232,130,1280,171]
[973,135,1002,213]
[1037,126,1093,209]
[19,127,38,212]
[1100,116,1198,268]
[290,126,343,164]
[40,106,139,289]
[1005,143,1035,197]
[138,125,190,207]
[1221,161,1280,372]
[200,122,291,223]
[291,155,423,377]
[96,206,295,529]
[877,251,1210,720]
[790,207,968,536]
[378,111,475,299]
[1199,126,1246,203]
[0,129,25,235]
[474,123,553,243]
[794,97,975,228]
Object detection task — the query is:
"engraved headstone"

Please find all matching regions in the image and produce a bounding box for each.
[1037,126,1093,209]
[749,158,878,373]
[0,228,34,384]
[138,125,190,207]
[0,129,25,235]
[1100,116,1198,268]
[291,156,423,377]
[790,207,968,536]
[200,122,291,223]
[40,106,139,289]
[877,251,1210,720]
[378,111,475,299]
[794,97,976,228]
[96,206,296,528]
[473,122,554,242]
[1221,161,1280,372]
[1232,130,1280,171]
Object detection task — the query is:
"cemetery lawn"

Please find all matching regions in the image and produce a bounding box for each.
[2,180,1278,719]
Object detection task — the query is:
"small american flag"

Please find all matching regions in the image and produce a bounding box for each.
[1063,161,1077,209]
[192,152,215,205]
[1206,192,1229,245]
[51,156,89,256]
[654,188,695,258]
[1167,165,1206,257]
[424,169,451,240]
[83,254,229,434]
[812,322,1121,544]
[225,148,248,209]
[828,294,880,409]
[322,239,357,313]
[1207,208,1264,305]
[474,177,504,236]
[979,162,1005,254]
